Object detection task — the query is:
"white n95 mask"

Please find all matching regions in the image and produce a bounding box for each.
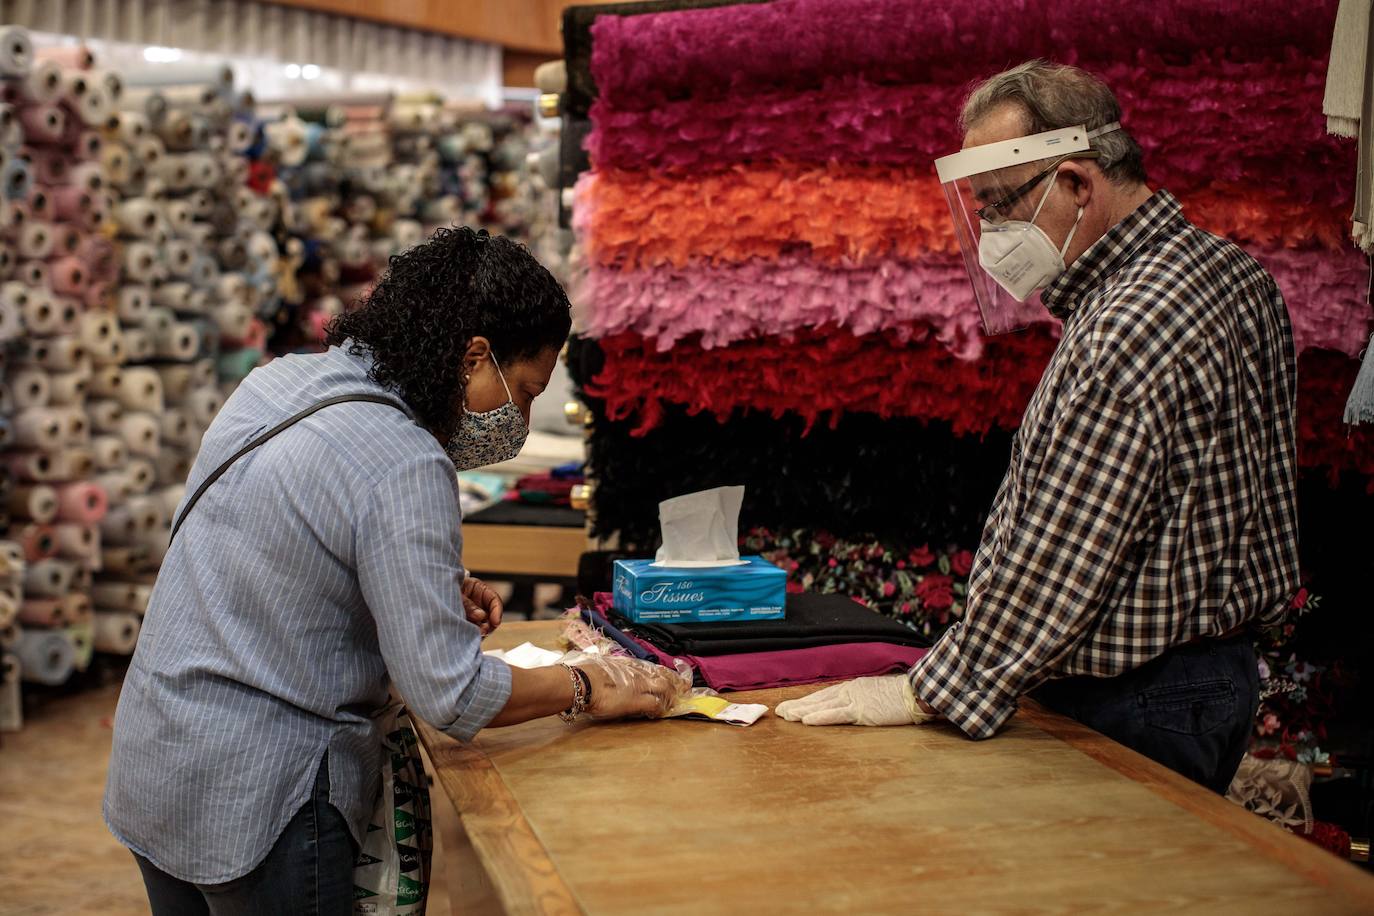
[977,174,1084,302]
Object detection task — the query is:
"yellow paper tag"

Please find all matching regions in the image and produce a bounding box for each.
[666,695,768,726]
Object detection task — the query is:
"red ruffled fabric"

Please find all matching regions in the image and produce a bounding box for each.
[1298,822,1353,859]
[585,329,1374,477]
[590,0,1337,111]
[585,325,1058,436]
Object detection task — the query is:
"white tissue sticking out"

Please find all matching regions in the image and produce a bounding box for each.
[652,485,748,568]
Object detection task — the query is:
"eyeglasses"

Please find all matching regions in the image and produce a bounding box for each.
[974,151,1100,224]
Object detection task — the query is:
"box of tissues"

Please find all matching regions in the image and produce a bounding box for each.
[612,486,786,623]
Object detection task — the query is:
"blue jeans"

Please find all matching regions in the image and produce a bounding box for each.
[1032,634,1260,794]
[134,754,356,916]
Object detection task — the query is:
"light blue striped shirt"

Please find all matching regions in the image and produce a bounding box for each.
[104,343,512,884]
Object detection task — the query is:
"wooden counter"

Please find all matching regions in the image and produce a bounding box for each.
[418,622,1374,914]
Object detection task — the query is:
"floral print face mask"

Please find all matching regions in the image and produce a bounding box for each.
[446,353,528,471]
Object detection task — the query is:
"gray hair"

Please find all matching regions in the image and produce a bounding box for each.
[960,60,1148,186]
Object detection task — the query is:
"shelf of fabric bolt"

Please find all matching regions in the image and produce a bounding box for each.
[461,502,589,581]
[416,620,1374,915]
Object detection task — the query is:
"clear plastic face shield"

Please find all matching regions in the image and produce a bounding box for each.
[934,123,1120,334]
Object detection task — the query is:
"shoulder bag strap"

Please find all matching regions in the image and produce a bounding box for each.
[169,393,409,544]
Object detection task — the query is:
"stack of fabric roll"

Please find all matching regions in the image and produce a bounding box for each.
[0,26,270,725]
[91,51,268,673]
[0,29,120,701]
[245,95,548,353]
[568,0,1374,585]
[0,29,552,727]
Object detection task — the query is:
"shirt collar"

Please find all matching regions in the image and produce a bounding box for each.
[1040,190,1185,320]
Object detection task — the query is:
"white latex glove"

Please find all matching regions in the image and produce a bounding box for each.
[774,675,932,726]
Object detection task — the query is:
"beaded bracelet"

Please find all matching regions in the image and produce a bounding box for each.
[558,663,591,722]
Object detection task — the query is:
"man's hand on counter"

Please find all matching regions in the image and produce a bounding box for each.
[461,576,504,637]
[775,675,938,727]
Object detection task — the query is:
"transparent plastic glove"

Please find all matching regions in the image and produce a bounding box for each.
[774,675,926,726]
[574,656,689,720]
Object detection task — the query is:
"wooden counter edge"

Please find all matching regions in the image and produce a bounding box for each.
[1021,699,1374,900]
[416,717,585,915]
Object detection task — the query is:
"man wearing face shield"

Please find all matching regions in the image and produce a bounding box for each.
[777,61,1299,795]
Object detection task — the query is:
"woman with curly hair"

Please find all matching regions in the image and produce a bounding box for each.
[104,228,677,914]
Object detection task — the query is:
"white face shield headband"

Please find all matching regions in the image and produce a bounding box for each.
[934,122,1121,334]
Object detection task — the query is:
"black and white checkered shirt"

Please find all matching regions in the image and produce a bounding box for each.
[910,191,1300,739]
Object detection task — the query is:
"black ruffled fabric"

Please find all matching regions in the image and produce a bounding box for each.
[570,336,1012,548]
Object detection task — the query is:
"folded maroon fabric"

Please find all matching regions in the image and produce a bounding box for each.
[626,631,926,692]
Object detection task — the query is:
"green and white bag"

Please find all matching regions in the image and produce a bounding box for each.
[353,707,434,915]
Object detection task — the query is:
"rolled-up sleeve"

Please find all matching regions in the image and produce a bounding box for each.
[355,454,511,740]
[910,378,1160,739]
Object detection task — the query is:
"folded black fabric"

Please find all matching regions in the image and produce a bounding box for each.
[612,592,931,656]
[465,502,585,528]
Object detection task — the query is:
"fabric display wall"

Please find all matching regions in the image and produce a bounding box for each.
[240,97,554,354]
[0,26,267,731]
[567,0,1374,629]
[0,0,503,106]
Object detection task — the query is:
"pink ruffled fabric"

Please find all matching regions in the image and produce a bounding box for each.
[590,0,1337,111]
[573,253,1047,360]
[573,240,1370,359]
[587,54,1352,209]
[1259,246,1373,356]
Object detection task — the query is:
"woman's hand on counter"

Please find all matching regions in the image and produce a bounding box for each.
[576,657,682,720]
[486,656,682,728]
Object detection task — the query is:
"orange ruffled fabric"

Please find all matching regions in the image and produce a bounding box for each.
[576,167,1353,271]
[1184,185,1351,252]
[574,166,955,269]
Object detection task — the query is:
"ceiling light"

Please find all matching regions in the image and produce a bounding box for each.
[143,46,183,63]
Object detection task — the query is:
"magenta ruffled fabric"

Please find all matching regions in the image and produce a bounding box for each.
[590,0,1337,111]
[587,54,1352,209]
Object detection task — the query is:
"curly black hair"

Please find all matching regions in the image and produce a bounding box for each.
[325,226,571,443]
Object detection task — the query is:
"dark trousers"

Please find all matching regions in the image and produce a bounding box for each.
[134,754,356,916]
[1033,634,1260,794]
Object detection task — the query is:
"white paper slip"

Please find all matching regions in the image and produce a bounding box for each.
[484,642,565,669]
[666,695,769,726]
